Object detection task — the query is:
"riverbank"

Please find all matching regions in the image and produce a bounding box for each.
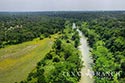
[78,29,94,83]
[72,23,94,83]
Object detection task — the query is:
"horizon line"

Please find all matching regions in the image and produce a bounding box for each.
[0,10,125,12]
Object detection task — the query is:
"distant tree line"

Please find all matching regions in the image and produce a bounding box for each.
[0,13,65,48]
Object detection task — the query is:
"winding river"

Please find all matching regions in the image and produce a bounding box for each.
[73,23,94,83]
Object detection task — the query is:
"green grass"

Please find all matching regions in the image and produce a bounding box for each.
[0,34,58,83]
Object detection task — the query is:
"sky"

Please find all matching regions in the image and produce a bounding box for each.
[0,0,125,11]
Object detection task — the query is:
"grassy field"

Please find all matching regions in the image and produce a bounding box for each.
[0,34,58,83]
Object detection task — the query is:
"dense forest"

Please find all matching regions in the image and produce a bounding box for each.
[50,11,125,83]
[0,11,125,83]
[49,11,125,83]
[0,13,65,48]
[78,12,125,83]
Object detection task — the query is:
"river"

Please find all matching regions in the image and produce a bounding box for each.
[73,23,94,83]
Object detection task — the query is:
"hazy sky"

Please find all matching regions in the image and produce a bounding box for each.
[0,0,125,11]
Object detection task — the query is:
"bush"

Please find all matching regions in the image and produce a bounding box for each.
[53,57,60,62]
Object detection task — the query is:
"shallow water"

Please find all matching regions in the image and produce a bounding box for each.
[72,23,94,83]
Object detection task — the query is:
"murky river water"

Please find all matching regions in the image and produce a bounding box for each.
[73,23,94,83]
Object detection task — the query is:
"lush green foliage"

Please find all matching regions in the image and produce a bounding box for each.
[20,22,82,83]
[1,11,125,83]
[0,13,65,48]
[79,13,125,83]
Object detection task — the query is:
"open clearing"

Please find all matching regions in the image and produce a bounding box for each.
[0,34,58,83]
